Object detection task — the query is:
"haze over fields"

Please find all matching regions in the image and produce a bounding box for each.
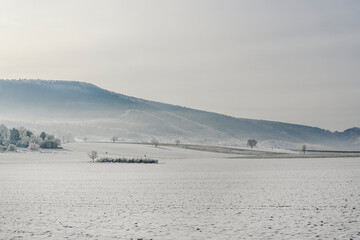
[1,1,359,148]
[1,2,360,240]
[1,79,359,150]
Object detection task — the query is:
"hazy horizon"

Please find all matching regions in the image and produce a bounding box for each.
[1,1,359,131]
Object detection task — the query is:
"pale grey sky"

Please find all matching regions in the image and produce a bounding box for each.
[1,0,359,131]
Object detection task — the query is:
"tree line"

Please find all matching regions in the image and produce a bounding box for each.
[0,124,61,151]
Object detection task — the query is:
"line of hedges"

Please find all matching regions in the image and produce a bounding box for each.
[97,157,158,164]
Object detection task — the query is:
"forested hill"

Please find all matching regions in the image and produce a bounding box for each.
[0,79,359,149]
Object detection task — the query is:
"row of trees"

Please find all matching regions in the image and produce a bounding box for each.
[0,124,61,151]
[90,135,259,149]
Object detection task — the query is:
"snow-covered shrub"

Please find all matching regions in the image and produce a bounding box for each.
[1,139,10,147]
[54,138,61,147]
[16,137,30,148]
[97,157,158,164]
[40,140,54,149]
[30,135,43,145]
[46,135,55,141]
[29,142,40,151]
[7,144,17,152]
[0,146,7,152]
[40,140,59,149]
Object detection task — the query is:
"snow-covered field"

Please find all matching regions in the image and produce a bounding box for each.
[1,142,360,239]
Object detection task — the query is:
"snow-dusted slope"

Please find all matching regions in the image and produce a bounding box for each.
[0,79,359,149]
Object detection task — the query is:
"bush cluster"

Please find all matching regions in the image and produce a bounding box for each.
[97,157,158,164]
[0,124,61,152]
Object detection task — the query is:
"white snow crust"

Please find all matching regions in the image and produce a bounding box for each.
[1,143,360,239]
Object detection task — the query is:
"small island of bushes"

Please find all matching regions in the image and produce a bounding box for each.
[88,151,158,164]
[97,157,158,164]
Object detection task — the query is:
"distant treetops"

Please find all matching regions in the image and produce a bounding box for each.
[247,139,257,148]
[0,124,61,152]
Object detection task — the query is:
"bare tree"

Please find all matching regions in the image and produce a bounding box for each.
[302,144,307,154]
[247,139,257,148]
[175,139,180,146]
[88,151,98,162]
[151,138,159,148]
[111,136,118,142]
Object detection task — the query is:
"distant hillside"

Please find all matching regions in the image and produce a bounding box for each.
[0,79,359,150]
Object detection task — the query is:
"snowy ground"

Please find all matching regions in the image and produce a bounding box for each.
[1,142,360,239]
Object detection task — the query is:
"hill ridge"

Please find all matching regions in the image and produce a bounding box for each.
[0,79,358,150]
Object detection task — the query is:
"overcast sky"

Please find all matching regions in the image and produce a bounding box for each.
[1,0,359,131]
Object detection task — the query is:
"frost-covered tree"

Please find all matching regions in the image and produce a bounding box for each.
[46,134,55,141]
[111,136,118,142]
[40,132,46,140]
[0,124,9,145]
[17,127,33,140]
[0,124,60,150]
[9,128,20,145]
[151,138,159,147]
[88,151,98,162]
[18,127,27,139]
[16,137,30,148]
[247,139,257,148]
[26,130,33,137]
[29,135,43,145]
